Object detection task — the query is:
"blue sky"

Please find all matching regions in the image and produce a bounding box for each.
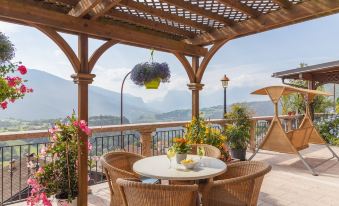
[1,13,339,106]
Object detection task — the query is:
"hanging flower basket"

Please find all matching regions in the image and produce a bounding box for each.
[130,50,171,90]
[145,77,161,89]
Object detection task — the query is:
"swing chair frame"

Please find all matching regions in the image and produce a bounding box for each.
[248,85,339,176]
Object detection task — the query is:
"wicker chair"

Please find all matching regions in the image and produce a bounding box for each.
[190,144,221,159]
[100,151,144,206]
[201,161,271,206]
[117,178,199,206]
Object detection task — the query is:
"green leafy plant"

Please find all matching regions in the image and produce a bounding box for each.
[316,117,339,146]
[225,104,252,149]
[27,113,92,205]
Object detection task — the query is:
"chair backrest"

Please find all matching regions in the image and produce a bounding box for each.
[100,151,144,205]
[117,178,198,206]
[204,161,271,206]
[190,144,221,159]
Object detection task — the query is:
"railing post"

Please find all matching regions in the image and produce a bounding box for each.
[249,120,256,152]
[139,129,154,157]
[287,117,293,131]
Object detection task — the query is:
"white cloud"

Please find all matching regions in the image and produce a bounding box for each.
[0,22,20,34]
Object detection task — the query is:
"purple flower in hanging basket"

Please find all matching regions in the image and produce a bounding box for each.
[130,62,171,86]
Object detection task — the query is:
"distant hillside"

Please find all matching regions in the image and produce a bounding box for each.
[0,69,155,122]
[135,101,275,123]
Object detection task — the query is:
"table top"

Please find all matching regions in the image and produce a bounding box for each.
[133,155,227,181]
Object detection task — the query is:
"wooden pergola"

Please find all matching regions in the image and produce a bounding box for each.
[1,0,339,205]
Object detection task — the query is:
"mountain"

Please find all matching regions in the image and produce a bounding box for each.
[0,69,155,122]
[135,101,275,123]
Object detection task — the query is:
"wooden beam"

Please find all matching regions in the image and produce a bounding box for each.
[272,0,293,9]
[89,39,118,72]
[90,0,123,20]
[215,0,261,17]
[0,0,207,56]
[107,10,195,38]
[35,25,80,72]
[161,0,233,26]
[119,0,212,32]
[68,0,101,17]
[173,53,195,83]
[185,0,339,45]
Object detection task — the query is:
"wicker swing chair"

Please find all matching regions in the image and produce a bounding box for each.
[249,85,339,176]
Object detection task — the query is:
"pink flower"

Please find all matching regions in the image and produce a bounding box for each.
[52,134,58,142]
[20,84,27,93]
[1,101,8,109]
[40,146,47,157]
[9,98,15,103]
[18,65,27,75]
[87,141,93,151]
[73,120,79,127]
[37,167,44,175]
[48,126,58,134]
[6,76,16,87]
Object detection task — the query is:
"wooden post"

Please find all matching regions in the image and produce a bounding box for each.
[249,120,256,152]
[71,34,95,206]
[139,129,154,156]
[307,80,315,120]
[187,83,204,119]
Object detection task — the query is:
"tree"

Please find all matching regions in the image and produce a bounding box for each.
[0,32,15,64]
[280,63,332,115]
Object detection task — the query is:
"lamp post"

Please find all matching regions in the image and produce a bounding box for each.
[221,75,230,117]
[120,71,131,149]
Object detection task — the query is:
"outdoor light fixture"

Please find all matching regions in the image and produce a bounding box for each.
[221,75,230,116]
[221,75,230,88]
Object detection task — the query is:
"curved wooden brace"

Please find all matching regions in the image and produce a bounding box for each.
[196,39,229,83]
[173,52,195,83]
[34,25,80,72]
[89,39,119,72]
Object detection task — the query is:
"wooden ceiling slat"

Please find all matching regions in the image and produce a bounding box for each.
[160,0,233,26]
[0,0,207,56]
[272,0,293,9]
[215,0,261,17]
[185,0,339,45]
[69,0,101,17]
[107,10,195,38]
[90,0,123,20]
[119,0,213,32]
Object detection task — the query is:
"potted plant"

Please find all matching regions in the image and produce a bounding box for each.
[26,113,92,206]
[184,116,231,162]
[225,104,252,161]
[172,138,191,164]
[130,51,170,89]
[0,32,32,109]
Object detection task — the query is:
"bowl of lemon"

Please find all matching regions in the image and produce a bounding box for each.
[180,159,198,169]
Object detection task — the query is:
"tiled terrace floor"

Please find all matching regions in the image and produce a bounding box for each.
[14,144,339,206]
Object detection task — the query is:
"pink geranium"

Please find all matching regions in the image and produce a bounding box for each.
[18,65,27,75]
[1,101,8,109]
[20,84,27,93]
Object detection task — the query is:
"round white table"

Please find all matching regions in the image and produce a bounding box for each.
[133,155,227,181]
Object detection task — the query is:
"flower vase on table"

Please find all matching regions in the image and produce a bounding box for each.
[172,138,191,164]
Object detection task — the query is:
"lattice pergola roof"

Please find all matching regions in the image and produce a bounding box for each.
[272,60,339,87]
[1,0,339,56]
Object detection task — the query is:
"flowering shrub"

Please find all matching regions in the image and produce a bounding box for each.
[184,116,231,161]
[316,117,339,146]
[172,138,191,154]
[0,32,32,109]
[27,113,92,205]
[130,62,170,86]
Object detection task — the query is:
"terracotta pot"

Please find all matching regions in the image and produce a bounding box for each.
[145,78,161,89]
[57,197,77,206]
[176,153,187,164]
